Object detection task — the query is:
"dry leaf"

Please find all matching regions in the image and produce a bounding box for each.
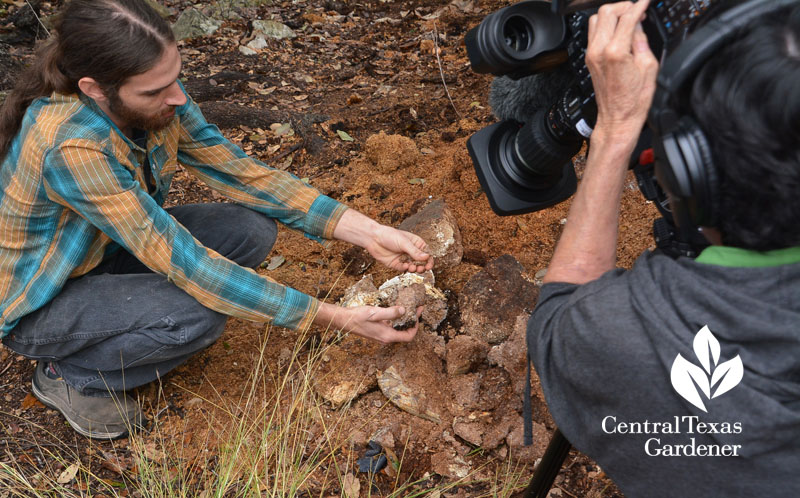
[57,463,79,484]
[342,473,360,498]
[142,443,166,462]
[266,255,285,270]
[21,393,43,410]
[100,451,130,475]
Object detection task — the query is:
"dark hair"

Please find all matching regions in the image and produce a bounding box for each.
[0,0,174,161]
[690,6,800,251]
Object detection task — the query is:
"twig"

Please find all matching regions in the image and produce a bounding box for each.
[555,486,579,498]
[433,22,462,119]
[25,0,51,38]
[271,142,303,162]
[366,106,392,117]
[0,361,12,377]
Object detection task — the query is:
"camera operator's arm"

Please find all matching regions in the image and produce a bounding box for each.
[544,0,658,285]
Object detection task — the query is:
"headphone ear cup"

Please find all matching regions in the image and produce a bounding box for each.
[681,117,719,227]
[654,116,719,230]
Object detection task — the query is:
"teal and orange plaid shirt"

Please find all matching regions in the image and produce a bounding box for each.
[0,87,348,337]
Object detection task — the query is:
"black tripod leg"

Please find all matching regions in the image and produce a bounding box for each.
[523,428,572,498]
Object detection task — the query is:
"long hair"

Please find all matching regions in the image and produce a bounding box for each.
[690,6,800,251]
[0,0,174,161]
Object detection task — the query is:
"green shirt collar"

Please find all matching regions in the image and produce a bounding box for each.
[695,245,800,268]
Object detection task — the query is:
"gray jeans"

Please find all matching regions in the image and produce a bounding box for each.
[3,203,277,396]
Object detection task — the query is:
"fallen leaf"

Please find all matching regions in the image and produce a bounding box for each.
[57,463,79,484]
[279,155,293,170]
[21,393,44,410]
[266,255,285,270]
[100,451,130,475]
[142,443,165,463]
[342,473,360,498]
[293,94,309,101]
[337,130,354,142]
[408,178,426,185]
[272,123,294,137]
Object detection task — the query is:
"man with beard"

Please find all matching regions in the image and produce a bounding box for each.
[0,0,432,439]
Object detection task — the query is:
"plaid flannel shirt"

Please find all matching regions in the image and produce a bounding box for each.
[0,87,348,337]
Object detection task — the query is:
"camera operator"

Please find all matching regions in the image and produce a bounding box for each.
[527,0,800,495]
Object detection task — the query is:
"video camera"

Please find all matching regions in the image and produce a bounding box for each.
[464,0,720,231]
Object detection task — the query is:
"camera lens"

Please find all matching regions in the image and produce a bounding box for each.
[508,109,582,188]
[504,16,534,52]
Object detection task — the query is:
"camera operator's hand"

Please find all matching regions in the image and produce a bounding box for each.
[314,302,423,344]
[543,0,659,286]
[586,0,659,141]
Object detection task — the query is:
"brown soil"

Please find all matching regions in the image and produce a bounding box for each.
[0,0,660,496]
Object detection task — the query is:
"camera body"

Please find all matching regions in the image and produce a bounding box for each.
[465,0,721,216]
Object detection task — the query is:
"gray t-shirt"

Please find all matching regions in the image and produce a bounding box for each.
[528,250,800,497]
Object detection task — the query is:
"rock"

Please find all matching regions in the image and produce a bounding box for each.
[487,314,530,398]
[399,199,463,269]
[448,373,481,413]
[378,365,442,424]
[378,273,447,330]
[448,368,514,414]
[391,283,426,330]
[459,255,539,344]
[445,335,488,375]
[203,0,273,20]
[340,272,448,331]
[312,336,381,407]
[340,275,380,307]
[364,132,420,173]
[452,412,516,450]
[430,450,471,479]
[246,36,269,51]
[534,268,548,287]
[452,420,483,446]
[239,45,258,56]
[172,8,222,40]
[251,19,296,40]
[144,0,172,18]
[507,414,550,464]
[371,427,395,449]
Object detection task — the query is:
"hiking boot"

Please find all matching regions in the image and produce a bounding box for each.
[31,362,143,439]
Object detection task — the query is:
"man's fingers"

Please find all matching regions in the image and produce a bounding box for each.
[366,306,404,322]
[590,1,633,46]
[633,22,655,59]
[609,0,651,50]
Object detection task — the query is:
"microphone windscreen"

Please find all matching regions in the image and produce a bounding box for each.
[488,65,575,123]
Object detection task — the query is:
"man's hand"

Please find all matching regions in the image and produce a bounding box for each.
[314,302,422,344]
[333,209,434,273]
[364,224,434,273]
[586,0,659,140]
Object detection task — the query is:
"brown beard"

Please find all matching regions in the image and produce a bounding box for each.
[107,89,175,132]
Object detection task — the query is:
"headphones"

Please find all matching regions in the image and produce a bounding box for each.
[648,0,799,238]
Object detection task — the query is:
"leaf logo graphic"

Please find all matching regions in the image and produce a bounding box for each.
[670,325,743,412]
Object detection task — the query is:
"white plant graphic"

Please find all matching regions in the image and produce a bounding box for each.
[670,325,743,412]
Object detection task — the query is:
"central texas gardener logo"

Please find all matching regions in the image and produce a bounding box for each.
[670,325,744,412]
